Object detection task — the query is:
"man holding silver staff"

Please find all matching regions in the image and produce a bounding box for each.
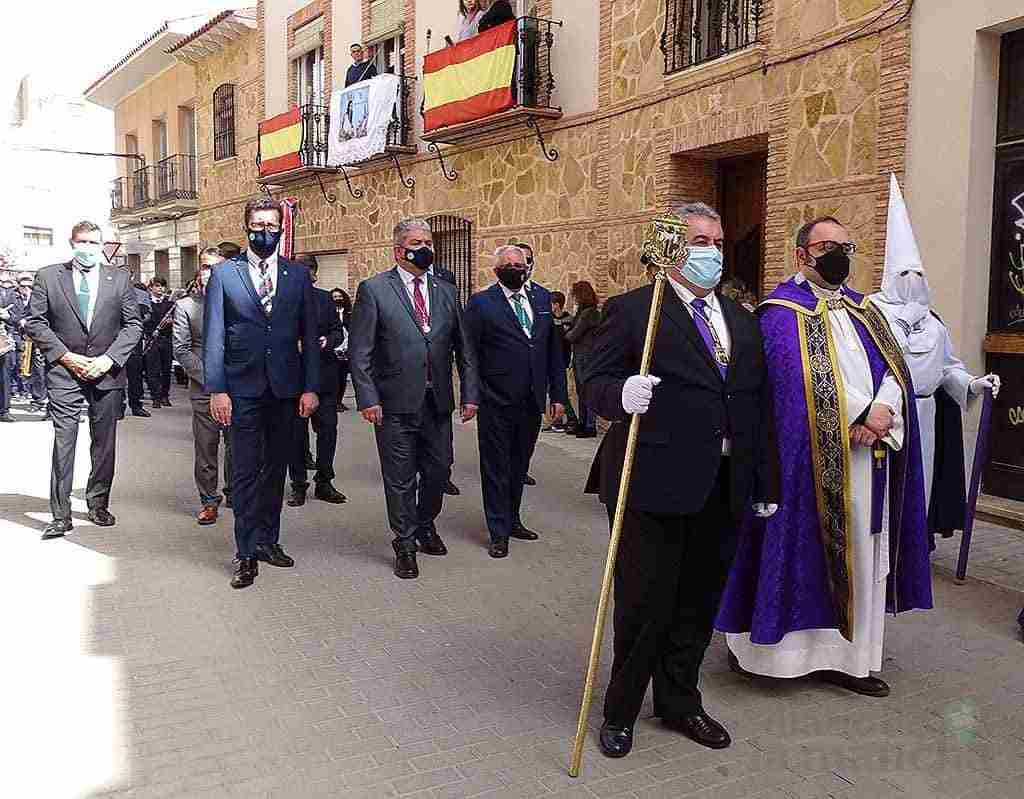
[581,205,779,758]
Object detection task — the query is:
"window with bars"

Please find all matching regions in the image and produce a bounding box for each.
[213,84,236,161]
[662,0,763,75]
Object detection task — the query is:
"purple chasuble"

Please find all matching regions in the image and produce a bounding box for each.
[715,277,932,645]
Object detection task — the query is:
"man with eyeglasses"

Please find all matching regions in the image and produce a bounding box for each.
[203,198,320,589]
[718,216,932,700]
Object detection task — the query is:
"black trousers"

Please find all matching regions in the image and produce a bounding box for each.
[337,360,350,403]
[230,392,297,559]
[144,337,172,400]
[125,342,145,409]
[288,391,339,488]
[48,380,123,520]
[603,459,737,726]
[477,398,541,541]
[373,393,452,553]
[0,349,10,413]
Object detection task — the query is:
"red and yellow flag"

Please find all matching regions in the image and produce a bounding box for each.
[423,20,517,132]
[258,108,303,177]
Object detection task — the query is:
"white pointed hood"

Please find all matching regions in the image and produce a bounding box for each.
[876,173,931,327]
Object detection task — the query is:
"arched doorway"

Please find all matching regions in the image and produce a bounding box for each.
[427,215,473,305]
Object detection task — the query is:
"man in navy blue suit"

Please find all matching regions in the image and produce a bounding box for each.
[203,198,320,589]
[464,245,567,558]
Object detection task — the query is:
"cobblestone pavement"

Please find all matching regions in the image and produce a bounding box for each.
[2,389,1023,799]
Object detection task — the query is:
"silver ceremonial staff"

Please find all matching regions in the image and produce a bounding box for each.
[568,214,689,778]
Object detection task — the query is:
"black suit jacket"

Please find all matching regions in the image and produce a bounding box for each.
[583,284,779,519]
[463,282,568,410]
[26,262,143,391]
[478,0,516,32]
[313,286,345,387]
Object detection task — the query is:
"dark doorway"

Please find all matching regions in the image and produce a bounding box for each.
[180,245,197,288]
[427,215,473,305]
[718,152,766,302]
[154,249,170,285]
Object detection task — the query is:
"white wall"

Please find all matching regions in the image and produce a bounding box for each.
[264,0,316,117]
[332,0,363,89]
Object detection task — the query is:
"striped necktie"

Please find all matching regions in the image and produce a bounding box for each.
[257,260,273,315]
[511,293,532,336]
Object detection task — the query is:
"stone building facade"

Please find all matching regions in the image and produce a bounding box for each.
[196,0,912,307]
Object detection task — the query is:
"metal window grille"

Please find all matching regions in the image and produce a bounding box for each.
[662,0,763,75]
[213,84,236,161]
[427,215,474,306]
[156,155,197,200]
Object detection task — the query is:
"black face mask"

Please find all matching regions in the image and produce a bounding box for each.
[333,298,345,307]
[811,249,850,286]
[403,246,434,271]
[248,229,282,259]
[496,267,528,291]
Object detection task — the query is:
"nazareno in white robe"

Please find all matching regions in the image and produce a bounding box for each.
[727,277,905,678]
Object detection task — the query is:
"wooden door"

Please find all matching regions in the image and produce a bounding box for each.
[718,152,766,301]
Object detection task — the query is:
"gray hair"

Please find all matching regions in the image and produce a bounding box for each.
[393,218,432,247]
[675,202,721,224]
[493,244,525,265]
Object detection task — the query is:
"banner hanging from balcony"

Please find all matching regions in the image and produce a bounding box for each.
[258,107,303,177]
[328,73,401,167]
[422,20,517,132]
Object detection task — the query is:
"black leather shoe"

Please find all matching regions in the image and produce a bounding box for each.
[287,487,307,507]
[394,548,418,579]
[314,482,347,503]
[417,531,448,556]
[599,722,633,758]
[162,396,172,406]
[254,543,294,567]
[88,508,116,527]
[817,671,890,697]
[664,711,731,750]
[131,407,151,418]
[41,518,73,540]
[444,480,460,496]
[489,538,509,558]
[231,557,258,589]
[510,523,539,540]
[523,474,536,486]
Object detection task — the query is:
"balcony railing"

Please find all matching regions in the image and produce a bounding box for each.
[111,178,127,215]
[662,0,763,75]
[131,166,155,208]
[385,74,417,151]
[156,154,197,200]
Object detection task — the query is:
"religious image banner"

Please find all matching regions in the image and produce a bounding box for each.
[258,107,303,177]
[422,20,517,132]
[327,73,401,167]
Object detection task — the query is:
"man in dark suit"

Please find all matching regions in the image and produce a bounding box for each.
[144,276,174,407]
[349,218,480,579]
[286,255,347,506]
[204,198,320,589]
[25,221,143,539]
[582,205,779,757]
[515,241,547,485]
[464,245,567,558]
[478,0,516,32]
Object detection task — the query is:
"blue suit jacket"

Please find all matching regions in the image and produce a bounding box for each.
[464,282,567,409]
[202,254,320,399]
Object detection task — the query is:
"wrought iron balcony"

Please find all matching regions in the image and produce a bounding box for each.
[420,17,563,149]
[110,178,127,216]
[384,74,417,154]
[662,0,763,75]
[131,166,155,209]
[156,154,197,201]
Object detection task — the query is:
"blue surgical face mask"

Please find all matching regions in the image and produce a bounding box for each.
[73,244,102,269]
[680,245,723,290]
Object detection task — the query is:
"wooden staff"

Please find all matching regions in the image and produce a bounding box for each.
[568,269,669,778]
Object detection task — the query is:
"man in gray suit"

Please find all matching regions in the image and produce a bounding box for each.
[26,221,143,539]
[349,218,480,579]
[173,247,233,525]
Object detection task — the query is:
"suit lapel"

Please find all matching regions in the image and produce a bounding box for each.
[270,261,289,320]
[90,266,117,332]
[59,262,88,331]
[491,284,530,342]
[232,257,264,315]
[388,267,423,332]
[719,296,743,384]
[426,273,441,329]
[661,286,722,380]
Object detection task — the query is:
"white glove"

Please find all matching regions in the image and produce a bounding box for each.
[752,502,778,518]
[622,375,662,415]
[969,374,1000,398]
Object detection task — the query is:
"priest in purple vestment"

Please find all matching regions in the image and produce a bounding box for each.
[716,216,932,698]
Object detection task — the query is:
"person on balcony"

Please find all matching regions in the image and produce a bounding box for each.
[477,0,516,33]
[457,0,485,41]
[345,43,378,88]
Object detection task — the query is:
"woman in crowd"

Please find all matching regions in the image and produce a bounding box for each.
[565,280,601,439]
[330,288,353,411]
[457,0,485,41]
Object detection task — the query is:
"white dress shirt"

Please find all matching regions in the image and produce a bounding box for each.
[72,261,101,329]
[246,249,278,299]
[500,282,533,336]
[396,265,430,324]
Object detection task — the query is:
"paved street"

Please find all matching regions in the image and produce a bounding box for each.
[2,387,1024,799]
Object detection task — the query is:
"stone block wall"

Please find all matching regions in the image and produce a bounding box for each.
[195,0,911,304]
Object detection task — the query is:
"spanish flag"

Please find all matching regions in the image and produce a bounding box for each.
[259,108,303,177]
[423,20,517,132]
